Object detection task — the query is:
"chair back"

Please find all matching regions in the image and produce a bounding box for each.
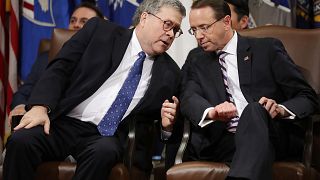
[239,25,320,95]
[38,39,51,55]
[48,28,77,62]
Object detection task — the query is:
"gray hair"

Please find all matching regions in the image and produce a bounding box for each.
[132,0,186,26]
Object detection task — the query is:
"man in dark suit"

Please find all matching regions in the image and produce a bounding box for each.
[3,0,186,179]
[178,0,318,180]
[9,2,104,123]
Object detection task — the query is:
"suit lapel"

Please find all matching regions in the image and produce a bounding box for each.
[237,35,253,103]
[111,29,133,71]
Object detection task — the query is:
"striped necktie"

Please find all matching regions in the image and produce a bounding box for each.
[97,51,146,136]
[218,51,239,133]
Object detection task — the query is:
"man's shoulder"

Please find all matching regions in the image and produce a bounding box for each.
[186,47,212,63]
[86,17,127,33]
[240,35,282,47]
[189,47,203,56]
[156,53,180,72]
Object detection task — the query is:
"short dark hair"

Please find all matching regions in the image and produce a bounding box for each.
[73,2,104,19]
[191,0,231,20]
[225,0,249,21]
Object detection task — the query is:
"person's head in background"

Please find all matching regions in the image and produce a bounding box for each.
[69,2,104,30]
[131,0,186,56]
[224,0,249,30]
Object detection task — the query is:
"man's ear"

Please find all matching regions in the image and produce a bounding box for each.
[223,15,232,30]
[139,12,148,27]
[240,15,249,29]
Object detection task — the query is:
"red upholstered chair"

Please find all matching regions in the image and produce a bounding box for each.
[167,25,320,180]
[0,28,151,180]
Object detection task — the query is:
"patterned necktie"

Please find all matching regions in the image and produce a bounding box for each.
[218,51,239,133]
[97,51,146,136]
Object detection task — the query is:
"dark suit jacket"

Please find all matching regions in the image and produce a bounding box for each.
[11,51,49,109]
[179,34,318,160]
[27,17,181,171]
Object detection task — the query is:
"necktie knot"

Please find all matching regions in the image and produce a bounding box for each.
[138,51,146,59]
[217,51,227,59]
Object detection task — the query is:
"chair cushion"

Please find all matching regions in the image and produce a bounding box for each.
[273,162,320,179]
[167,161,320,180]
[35,162,75,180]
[166,161,229,180]
[35,162,129,180]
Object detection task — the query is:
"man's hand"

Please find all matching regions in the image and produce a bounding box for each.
[14,105,50,135]
[161,96,179,132]
[259,97,286,119]
[207,101,238,121]
[8,104,26,126]
[276,105,290,118]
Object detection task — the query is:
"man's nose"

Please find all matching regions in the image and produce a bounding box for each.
[195,30,204,40]
[72,21,81,30]
[165,28,175,38]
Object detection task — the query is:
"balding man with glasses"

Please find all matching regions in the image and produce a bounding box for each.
[4,0,186,179]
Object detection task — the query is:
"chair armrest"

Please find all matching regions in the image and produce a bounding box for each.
[312,118,320,171]
[0,132,3,165]
[124,117,136,170]
[174,119,190,165]
[302,115,314,167]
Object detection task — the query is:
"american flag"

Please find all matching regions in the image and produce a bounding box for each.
[0,0,19,142]
[6,0,19,142]
[0,0,6,141]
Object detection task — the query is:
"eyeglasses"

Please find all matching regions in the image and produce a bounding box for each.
[148,13,183,38]
[188,17,223,36]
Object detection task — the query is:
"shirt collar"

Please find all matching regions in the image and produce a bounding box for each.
[132,29,144,57]
[221,31,238,56]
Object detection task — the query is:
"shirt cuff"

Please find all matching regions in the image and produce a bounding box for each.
[198,107,215,128]
[278,104,296,119]
[161,129,172,140]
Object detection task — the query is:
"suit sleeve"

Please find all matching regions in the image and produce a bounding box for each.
[180,50,215,127]
[11,52,49,109]
[270,39,318,119]
[27,17,100,111]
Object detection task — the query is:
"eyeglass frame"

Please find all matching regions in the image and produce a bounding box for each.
[147,12,183,38]
[188,17,223,36]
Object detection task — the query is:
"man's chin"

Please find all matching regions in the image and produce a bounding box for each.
[201,45,215,52]
[156,45,170,54]
[151,48,167,56]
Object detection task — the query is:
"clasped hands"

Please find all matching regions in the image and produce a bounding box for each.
[207,97,288,121]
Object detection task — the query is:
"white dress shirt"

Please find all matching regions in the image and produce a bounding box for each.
[67,30,154,125]
[199,32,295,128]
